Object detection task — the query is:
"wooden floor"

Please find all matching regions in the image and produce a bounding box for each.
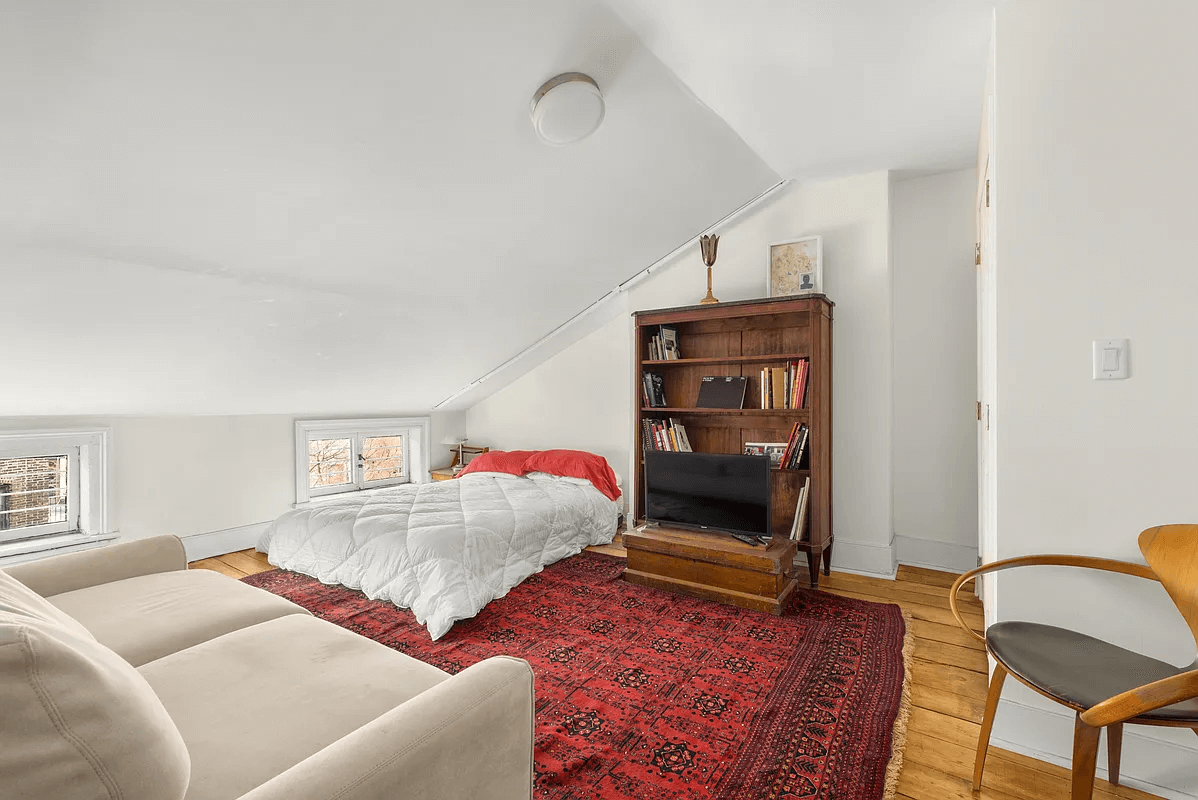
[192,541,1160,800]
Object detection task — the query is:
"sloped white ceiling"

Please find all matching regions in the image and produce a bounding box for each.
[609,0,995,180]
[0,1,777,415]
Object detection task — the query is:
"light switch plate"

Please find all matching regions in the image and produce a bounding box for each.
[1093,338,1129,380]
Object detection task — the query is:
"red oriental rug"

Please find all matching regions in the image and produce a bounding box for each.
[243,552,912,800]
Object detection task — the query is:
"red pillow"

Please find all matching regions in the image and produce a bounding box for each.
[456,450,536,478]
[522,449,621,502]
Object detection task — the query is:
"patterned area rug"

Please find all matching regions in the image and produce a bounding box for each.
[244,553,911,800]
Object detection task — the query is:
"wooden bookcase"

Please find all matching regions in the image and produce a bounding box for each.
[633,295,834,586]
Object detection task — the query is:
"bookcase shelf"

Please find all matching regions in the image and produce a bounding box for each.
[634,294,834,588]
[642,353,808,366]
[640,407,810,416]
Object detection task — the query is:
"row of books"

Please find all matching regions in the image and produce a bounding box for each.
[642,418,693,452]
[647,325,681,361]
[779,422,810,470]
[641,372,668,408]
[759,359,809,410]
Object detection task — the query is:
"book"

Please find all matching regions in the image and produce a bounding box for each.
[788,424,810,469]
[641,419,656,452]
[771,367,786,410]
[790,477,811,541]
[696,376,747,409]
[796,358,809,408]
[659,325,680,360]
[642,371,668,408]
[668,418,693,452]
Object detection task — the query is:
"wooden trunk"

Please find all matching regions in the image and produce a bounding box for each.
[622,526,800,615]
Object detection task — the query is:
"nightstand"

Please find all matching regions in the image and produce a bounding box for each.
[429,467,458,482]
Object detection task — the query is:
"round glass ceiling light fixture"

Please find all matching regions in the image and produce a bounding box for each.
[530,72,605,145]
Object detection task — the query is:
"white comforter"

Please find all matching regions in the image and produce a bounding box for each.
[258,472,619,639]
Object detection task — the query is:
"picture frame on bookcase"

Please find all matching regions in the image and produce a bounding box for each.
[767,236,822,297]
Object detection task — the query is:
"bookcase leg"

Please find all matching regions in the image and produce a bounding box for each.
[807,553,820,588]
[821,540,833,576]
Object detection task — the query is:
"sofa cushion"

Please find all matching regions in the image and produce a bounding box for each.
[48,568,311,666]
[138,613,449,800]
[0,568,96,642]
[0,610,190,800]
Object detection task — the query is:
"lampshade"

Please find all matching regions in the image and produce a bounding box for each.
[440,435,466,446]
[530,73,605,146]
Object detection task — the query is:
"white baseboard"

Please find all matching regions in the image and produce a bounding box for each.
[828,536,896,577]
[894,534,978,574]
[991,696,1198,799]
[181,522,271,562]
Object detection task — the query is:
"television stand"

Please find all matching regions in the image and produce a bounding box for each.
[622,525,800,615]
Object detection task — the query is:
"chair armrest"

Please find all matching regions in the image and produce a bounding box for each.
[948,554,1157,644]
[239,655,535,800]
[1081,669,1198,727]
[3,535,187,597]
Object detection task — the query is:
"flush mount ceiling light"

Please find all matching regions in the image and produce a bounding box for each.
[530,72,605,145]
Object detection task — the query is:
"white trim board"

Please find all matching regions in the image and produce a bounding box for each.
[0,532,118,569]
[828,536,896,577]
[991,697,1198,800]
[181,522,271,562]
[894,535,978,574]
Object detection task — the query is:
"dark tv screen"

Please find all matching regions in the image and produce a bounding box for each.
[644,451,771,539]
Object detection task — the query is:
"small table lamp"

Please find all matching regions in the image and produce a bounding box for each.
[441,435,467,471]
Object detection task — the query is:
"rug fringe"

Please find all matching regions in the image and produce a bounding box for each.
[882,610,915,800]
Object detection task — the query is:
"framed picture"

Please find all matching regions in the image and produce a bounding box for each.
[744,442,788,468]
[767,236,822,297]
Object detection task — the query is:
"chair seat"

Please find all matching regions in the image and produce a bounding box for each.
[987,621,1198,722]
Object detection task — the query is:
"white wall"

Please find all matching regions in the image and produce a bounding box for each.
[0,412,466,551]
[469,173,901,574]
[991,2,1198,797]
[892,169,979,572]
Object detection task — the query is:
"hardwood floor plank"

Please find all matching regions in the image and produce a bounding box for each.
[897,760,1024,800]
[216,550,273,576]
[189,557,247,579]
[823,570,983,611]
[238,548,272,566]
[911,658,989,702]
[899,564,974,591]
[910,682,985,723]
[908,617,987,651]
[915,637,989,673]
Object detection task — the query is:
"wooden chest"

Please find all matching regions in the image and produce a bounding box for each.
[622,526,799,615]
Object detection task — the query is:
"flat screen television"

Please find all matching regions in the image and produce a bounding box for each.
[644,451,772,539]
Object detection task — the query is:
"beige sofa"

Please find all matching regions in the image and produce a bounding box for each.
[0,535,535,800]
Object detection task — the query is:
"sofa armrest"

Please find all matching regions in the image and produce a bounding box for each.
[4,535,187,597]
[240,655,535,800]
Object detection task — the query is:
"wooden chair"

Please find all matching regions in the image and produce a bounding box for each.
[949,524,1198,800]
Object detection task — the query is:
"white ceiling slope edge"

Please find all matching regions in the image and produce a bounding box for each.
[608,0,996,180]
[0,0,777,416]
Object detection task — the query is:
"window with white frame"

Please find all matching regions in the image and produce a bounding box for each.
[0,430,109,549]
[295,418,429,504]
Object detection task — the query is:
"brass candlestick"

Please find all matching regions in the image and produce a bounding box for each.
[699,234,720,305]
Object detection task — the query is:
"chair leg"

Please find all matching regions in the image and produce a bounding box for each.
[1106,723,1123,786]
[973,662,1008,790]
[1072,714,1102,800]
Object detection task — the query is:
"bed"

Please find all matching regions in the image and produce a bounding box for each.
[258,450,620,639]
